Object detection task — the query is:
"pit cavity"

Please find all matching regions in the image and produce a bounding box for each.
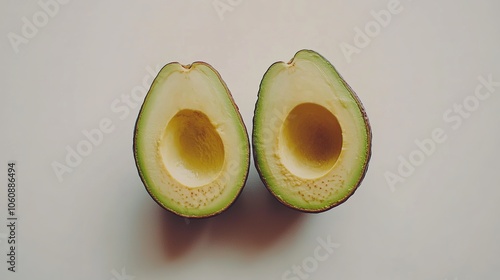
[160,109,225,188]
[279,103,342,179]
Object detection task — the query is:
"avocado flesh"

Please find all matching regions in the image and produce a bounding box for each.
[253,50,371,212]
[134,62,250,218]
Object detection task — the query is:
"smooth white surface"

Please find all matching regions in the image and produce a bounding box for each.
[1,0,499,279]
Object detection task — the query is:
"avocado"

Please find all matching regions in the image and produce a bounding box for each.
[134,62,250,218]
[252,50,372,212]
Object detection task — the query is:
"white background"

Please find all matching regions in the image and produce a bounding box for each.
[1,0,500,279]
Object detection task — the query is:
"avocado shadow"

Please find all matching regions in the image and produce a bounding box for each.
[158,208,209,260]
[158,171,306,261]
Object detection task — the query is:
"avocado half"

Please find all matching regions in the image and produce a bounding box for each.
[252,50,372,212]
[134,62,250,218]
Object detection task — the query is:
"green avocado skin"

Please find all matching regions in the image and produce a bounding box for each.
[252,49,372,213]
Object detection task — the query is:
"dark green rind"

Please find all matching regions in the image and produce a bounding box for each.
[252,49,372,213]
[134,62,250,218]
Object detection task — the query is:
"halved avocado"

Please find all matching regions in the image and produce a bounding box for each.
[134,62,250,218]
[252,50,372,212]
